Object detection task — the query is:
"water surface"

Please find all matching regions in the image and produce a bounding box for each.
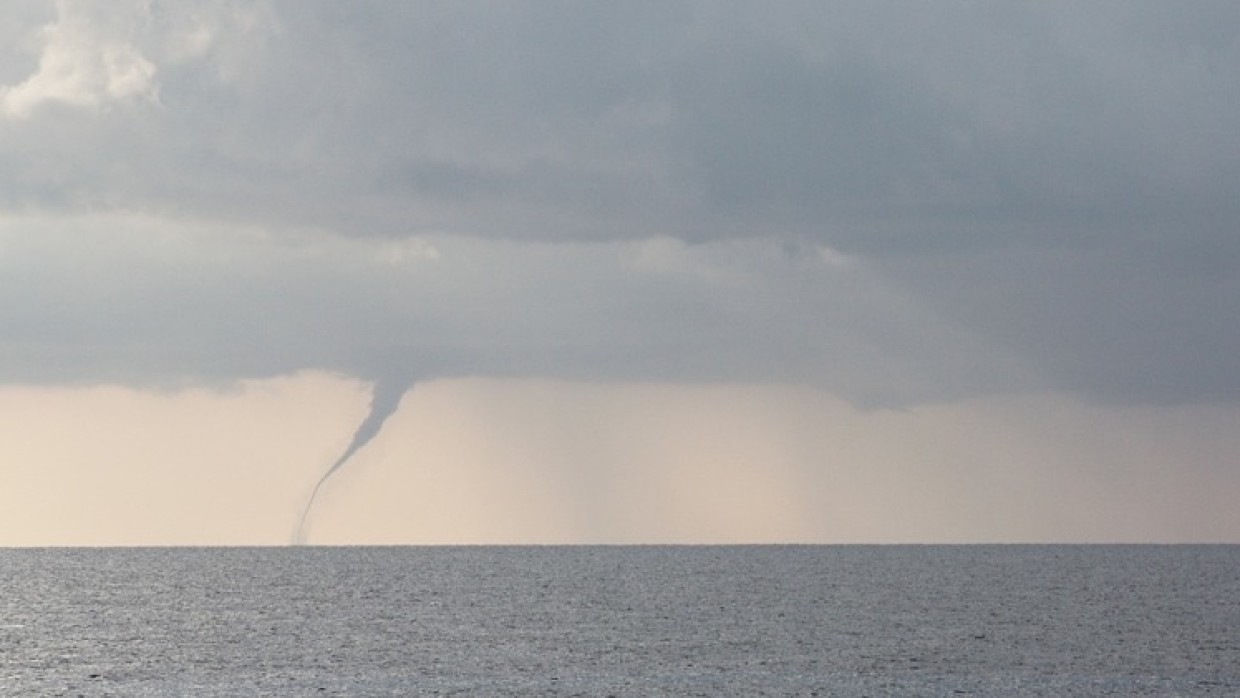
[1,546,1236,695]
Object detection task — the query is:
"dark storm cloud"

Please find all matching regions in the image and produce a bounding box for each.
[1,1,1237,403]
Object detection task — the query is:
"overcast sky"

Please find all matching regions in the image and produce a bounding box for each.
[2,1,1238,544]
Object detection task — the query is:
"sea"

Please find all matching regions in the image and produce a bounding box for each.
[1,545,1236,696]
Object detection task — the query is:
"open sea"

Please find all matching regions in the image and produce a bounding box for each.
[1,545,1236,696]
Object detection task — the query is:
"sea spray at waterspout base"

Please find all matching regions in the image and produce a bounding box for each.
[294,378,414,544]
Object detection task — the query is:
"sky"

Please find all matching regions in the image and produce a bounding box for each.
[1,0,1238,544]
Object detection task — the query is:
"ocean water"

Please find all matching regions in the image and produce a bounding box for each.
[0,546,1236,696]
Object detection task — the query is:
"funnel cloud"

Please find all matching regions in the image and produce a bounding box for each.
[295,377,415,544]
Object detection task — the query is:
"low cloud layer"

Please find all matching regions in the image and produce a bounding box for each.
[2,1,1238,404]
[0,214,1032,405]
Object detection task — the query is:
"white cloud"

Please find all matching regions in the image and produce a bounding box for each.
[376,239,441,267]
[0,0,159,118]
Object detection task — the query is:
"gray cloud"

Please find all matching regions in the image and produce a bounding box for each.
[0,216,1032,405]
[1,1,1237,404]
[885,243,1240,404]
[6,1,1236,244]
